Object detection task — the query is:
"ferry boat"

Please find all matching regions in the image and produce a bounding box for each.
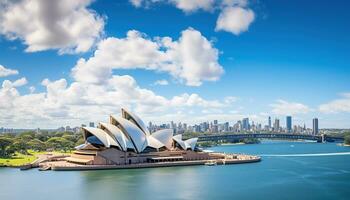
[204,160,217,166]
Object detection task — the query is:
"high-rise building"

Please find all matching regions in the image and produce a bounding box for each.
[170,121,175,129]
[286,116,292,132]
[200,122,208,132]
[211,120,218,133]
[89,122,94,127]
[234,120,242,132]
[274,118,280,132]
[224,122,229,132]
[313,118,319,135]
[65,126,72,132]
[183,123,187,132]
[268,116,271,129]
[242,118,250,131]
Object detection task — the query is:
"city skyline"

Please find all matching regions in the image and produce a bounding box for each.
[0,114,325,136]
[147,115,320,134]
[0,0,350,129]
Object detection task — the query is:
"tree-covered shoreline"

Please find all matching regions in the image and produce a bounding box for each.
[0,131,83,162]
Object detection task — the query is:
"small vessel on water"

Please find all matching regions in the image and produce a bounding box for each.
[205,160,217,166]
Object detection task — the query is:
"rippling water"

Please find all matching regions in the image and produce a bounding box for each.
[1,141,350,200]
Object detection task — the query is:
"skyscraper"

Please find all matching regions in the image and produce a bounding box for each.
[274,118,280,132]
[313,118,319,135]
[268,116,271,129]
[286,116,292,132]
[89,122,94,127]
[224,122,229,132]
[242,118,250,131]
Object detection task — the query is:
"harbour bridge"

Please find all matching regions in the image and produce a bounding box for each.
[197,133,344,143]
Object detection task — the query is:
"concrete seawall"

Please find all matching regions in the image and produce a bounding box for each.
[51,156,261,171]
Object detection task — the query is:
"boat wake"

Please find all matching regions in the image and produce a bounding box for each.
[260,152,350,157]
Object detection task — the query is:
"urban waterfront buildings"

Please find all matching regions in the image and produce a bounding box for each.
[40,108,261,170]
[63,109,205,165]
[146,115,320,135]
[0,114,322,136]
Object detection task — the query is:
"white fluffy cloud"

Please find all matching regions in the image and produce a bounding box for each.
[2,77,28,88]
[0,77,28,110]
[130,0,215,12]
[153,79,169,85]
[170,0,215,12]
[0,64,18,77]
[0,74,234,128]
[0,0,104,54]
[215,6,255,35]
[270,100,311,115]
[129,0,254,35]
[319,93,350,113]
[130,0,144,7]
[72,28,223,86]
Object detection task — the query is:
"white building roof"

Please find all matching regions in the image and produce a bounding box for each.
[80,108,198,153]
[173,134,187,150]
[152,129,174,149]
[122,108,150,135]
[99,122,134,152]
[82,127,119,148]
[184,138,198,151]
[146,135,165,149]
[110,116,147,153]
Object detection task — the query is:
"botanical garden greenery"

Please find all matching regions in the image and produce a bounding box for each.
[327,131,350,145]
[345,135,350,145]
[0,131,83,166]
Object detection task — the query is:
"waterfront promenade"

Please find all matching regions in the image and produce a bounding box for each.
[37,153,260,171]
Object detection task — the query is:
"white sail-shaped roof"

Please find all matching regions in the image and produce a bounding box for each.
[173,134,186,150]
[110,116,147,153]
[122,108,150,135]
[99,122,134,152]
[82,127,119,148]
[172,135,198,150]
[184,138,198,151]
[146,135,165,149]
[152,129,173,149]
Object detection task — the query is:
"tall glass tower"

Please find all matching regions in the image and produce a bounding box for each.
[286,116,292,132]
[313,118,319,135]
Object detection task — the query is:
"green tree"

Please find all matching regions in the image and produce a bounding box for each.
[18,131,35,141]
[62,134,75,142]
[27,139,47,151]
[0,137,14,157]
[75,137,85,146]
[11,139,29,155]
[344,135,350,145]
[36,132,50,142]
[46,137,74,152]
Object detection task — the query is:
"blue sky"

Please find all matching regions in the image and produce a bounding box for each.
[0,0,349,128]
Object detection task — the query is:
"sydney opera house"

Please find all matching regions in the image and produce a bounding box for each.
[40,108,260,170]
[62,108,220,166]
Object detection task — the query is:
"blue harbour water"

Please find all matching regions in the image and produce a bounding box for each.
[1,141,350,200]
